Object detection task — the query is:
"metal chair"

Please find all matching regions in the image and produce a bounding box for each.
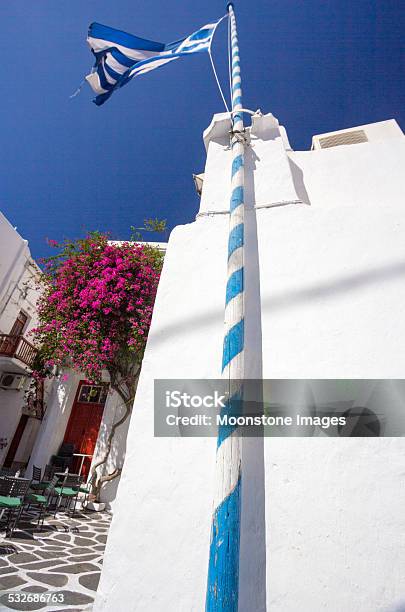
[30,465,47,491]
[30,464,60,492]
[75,472,96,510]
[0,477,32,537]
[32,465,42,482]
[0,466,24,477]
[53,473,83,518]
[0,476,13,521]
[43,464,59,480]
[0,477,13,495]
[0,467,13,477]
[25,475,60,529]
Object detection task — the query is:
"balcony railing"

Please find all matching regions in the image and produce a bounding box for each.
[0,334,38,368]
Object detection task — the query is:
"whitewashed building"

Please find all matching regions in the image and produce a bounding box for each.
[0,211,43,471]
[95,115,405,611]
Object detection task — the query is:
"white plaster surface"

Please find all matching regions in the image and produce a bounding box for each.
[200,113,301,215]
[27,370,83,475]
[312,118,403,148]
[0,210,42,466]
[90,389,132,509]
[0,211,41,339]
[95,115,405,612]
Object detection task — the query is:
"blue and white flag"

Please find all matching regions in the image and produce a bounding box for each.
[85,19,223,106]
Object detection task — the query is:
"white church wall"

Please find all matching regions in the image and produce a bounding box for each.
[256,184,405,611]
[289,134,405,210]
[95,115,405,612]
[200,113,302,215]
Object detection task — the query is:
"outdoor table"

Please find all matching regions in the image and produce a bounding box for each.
[72,453,93,476]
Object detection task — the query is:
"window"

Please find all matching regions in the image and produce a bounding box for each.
[78,384,108,405]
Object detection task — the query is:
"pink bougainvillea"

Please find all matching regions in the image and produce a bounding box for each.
[32,233,163,386]
[31,232,163,500]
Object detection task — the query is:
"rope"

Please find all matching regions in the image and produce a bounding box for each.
[69,64,94,99]
[208,50,230,113]
[207,14,230,113]
[69,78,86,99]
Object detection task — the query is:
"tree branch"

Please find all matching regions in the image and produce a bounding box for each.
[90,366,140,500]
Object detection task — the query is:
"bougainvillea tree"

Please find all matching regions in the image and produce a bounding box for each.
[32,231,163,499]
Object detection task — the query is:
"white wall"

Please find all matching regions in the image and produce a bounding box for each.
[89,387,132,508]
[0,211,40,337]
[27,371,82,475]
[0,212,28,323]
[95,115,405,612]
[0,210,42,468]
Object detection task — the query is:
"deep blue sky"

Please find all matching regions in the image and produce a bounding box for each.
[0,1,403,260]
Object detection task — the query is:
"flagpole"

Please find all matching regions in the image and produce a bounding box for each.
[206,3,245,610]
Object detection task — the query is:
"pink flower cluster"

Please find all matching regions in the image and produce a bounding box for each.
[32,234,162,382]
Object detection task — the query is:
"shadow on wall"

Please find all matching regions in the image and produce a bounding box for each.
[147,259,405,348]
[288,157,311,205]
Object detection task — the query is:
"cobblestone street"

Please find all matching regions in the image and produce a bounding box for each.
[0,509,111,611]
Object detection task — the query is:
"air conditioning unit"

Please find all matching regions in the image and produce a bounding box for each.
[312,128,368,150]
[0,372,26,390]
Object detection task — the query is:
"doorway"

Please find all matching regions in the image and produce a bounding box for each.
[63,381,107,477]
[0,310,28,355]
[3,414,29,468]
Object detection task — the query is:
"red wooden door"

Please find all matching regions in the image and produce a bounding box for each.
[63,382,107,476]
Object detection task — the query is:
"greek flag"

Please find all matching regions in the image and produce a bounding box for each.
[85,19,223,106]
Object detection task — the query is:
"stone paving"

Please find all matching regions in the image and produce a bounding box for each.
[0,508,111,611]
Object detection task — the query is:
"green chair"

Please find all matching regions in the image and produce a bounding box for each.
[0,477,32,537]
[30,464,60,491]
[53,474,83,517]
[73,473,95,511]
[29,465,46,491]
[25,475,60,529]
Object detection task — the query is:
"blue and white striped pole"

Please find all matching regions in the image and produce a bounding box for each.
[206,4,245,610]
